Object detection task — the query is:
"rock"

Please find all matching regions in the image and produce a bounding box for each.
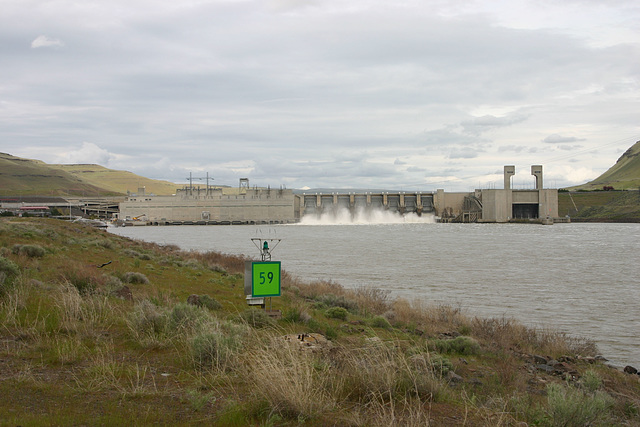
[114,285,133,301]
[446,371,463,383]
[623,365,638,375]
[552,362,576,376]
[186,294,200,306]
[283,333,332,353]
[536,364,554,374]
[533,355,548,365]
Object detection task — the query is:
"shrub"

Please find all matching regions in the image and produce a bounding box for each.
[62,263,107,295]
[239,308,275,328]
[325,306,348,321]
[317,294,358,312]
[169,303,209,333]
[353,286,391,316]
[198,294,222,311]
[580,369,602,393]
[370,315,391,329]
[11,244,46,258]
[544,383,613,426]
[122,272,150,285]
[430,336,480,355]
[427,353,453,375]
[283,305,311,324]
[0,256,20,281]
[127,299,169,343]
[190,330,241,370]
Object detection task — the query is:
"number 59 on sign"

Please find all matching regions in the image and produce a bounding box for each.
[251,261,281,297]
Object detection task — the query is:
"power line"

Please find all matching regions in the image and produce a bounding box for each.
[541,135,638,164]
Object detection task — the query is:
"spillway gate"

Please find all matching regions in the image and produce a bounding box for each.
[296,192,434,218]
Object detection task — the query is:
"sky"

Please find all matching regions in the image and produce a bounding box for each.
[1,0,639,192]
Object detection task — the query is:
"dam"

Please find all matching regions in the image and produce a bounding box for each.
[297,166,559,223]
[115,165,561,225]
[297,192,434,217]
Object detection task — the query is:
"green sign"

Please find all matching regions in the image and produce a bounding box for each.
[251,261,281,297]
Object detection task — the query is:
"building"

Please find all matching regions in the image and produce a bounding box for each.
[118,183,296,225]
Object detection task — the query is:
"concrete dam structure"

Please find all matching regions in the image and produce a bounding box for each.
[297,192,434,217]
[296,165,560,224]
[116,165,561,225]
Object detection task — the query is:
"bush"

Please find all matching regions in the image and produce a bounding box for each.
[283,305,311,324]
[127,300,169,340]
[198,294,222,311]
[190,330,241,370]
[370,315,391,329]
[122,272,150,285]
[169,303,209,332]
[239,308,275,328]
[325,306,348,321]
[0,256,20,280]
[580,369,602,393]
[11,244,46,258]
[316,294,358,312]
[62,263,107,295]
[544,383,613,426]
[428,353,453,375]
[430,336,480,355]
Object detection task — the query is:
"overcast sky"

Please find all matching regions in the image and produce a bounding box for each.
[1,0,639,191]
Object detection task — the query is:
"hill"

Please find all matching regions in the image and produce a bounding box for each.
[558,190,640,222]
[0,153,180,197]
[0,153,119,197]
[1,217,639,425]
[568,140,640,191]
[52,164,180,196]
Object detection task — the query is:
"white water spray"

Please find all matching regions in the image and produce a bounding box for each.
[299,206,436,225]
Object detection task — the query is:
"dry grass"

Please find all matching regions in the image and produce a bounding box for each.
[0,218,638,426]
[243,338,341,420]
[471,316,597,357]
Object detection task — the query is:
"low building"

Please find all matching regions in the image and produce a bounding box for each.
[118,185,296,225]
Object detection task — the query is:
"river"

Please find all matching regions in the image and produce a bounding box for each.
[109,218,639,368]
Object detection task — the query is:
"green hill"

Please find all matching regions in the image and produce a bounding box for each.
[0,153,180,197]
[569,140,640,191]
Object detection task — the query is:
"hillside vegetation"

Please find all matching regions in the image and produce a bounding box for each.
[1,218,639,425]
[0,153,179,197]
[559,190,640,222]
[52,164,180,196]
[0,153,118,197]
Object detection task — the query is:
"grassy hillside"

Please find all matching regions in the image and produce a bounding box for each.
[0,153,120,197]
[569,140,640,191]
[0,153,181,197]
[559,191,640,222]
[52,164,180,196]
[1,218,638,425]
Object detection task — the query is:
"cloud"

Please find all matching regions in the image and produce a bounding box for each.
[54,142,114,165]
[460,114,529,136]
[31,35,64,48]
[542,134,586,144]
[448,148,480,159]
[0,0,638,192]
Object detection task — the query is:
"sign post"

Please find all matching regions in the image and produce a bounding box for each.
[245,237,282,313]
[251,261,281,297]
